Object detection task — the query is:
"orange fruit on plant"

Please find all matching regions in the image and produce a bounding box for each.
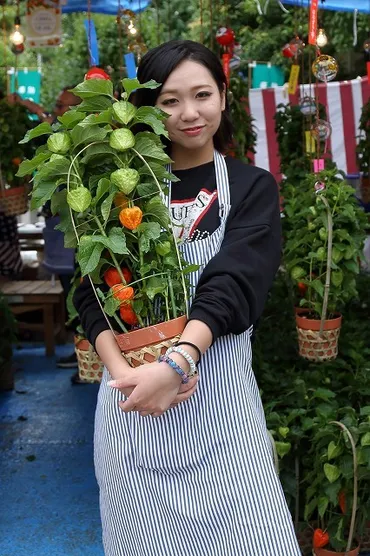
[104,267,132,287]
[111,284,134,302]
[119,206,143,230]
[119,303,138,325]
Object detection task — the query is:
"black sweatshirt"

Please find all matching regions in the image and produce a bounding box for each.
[73,156,282,347]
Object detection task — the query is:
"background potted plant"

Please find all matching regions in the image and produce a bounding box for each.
[0,96,35,216]
[282,168,367,361]
[0,291,18,391]
[17,76,196,364]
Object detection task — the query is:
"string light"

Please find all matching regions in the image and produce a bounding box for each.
[316,28,328,48]
[128,20,137,35]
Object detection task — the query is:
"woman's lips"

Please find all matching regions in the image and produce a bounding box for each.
[181,126,204,136]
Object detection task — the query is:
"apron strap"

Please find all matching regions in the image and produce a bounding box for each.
[214,151,231,220]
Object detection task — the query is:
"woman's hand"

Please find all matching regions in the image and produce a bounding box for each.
[108,361,197,417]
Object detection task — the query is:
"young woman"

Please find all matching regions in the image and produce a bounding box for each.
[74,40,301,556]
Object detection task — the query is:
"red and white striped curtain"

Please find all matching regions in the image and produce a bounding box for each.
[248,77,370,181]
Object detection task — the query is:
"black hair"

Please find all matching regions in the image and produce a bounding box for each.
[133,40,233,153]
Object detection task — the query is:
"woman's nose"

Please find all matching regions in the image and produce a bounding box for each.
[180,101,199,121]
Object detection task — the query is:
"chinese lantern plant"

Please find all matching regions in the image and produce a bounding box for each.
[17,77,196,354]
[304,410,370,555]
[283,168,367,361]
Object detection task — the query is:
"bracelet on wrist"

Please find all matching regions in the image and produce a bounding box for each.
[166,346,198,378]
[174,341,201,365]
[158,354,189,384]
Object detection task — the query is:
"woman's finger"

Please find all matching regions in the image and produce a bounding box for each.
[178,376,199,394]
[173,384,198,404]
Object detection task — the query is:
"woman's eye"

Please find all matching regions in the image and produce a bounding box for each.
[161,98,178,106]
[196,91,212,99]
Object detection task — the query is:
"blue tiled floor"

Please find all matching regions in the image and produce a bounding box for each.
[0,344,104,556]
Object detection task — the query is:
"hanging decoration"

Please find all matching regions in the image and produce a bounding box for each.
[216,26,236,85]
[308,0,318,45]
[281,37,304,58]
[311,118,332,141]
[312,54,338,82]
[119,9,147,63]
[9,0,25,55]
[85,67,110,80]
[316,28,328,48]
[26,0,61,47]
[300,96,316,116]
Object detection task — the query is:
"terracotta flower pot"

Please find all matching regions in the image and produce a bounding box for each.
[116,315,187,367]
[0,184,29,216]
[295,308,342,362]
[74,335,104,383]
[313,545,360,556]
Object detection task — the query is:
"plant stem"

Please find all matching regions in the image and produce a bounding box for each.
[93,215,127,285]
[167,272,177,319]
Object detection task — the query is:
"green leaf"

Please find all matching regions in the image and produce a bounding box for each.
[101,193,115,224]
[16,152,51,177]
[133,106,169,137]
[30,180,60,210]
[324,463,341,483]
[79,109,113,127]
[318,496,329,518]
[77,238,104,276]
[67,187,92,212]
[57,111,86,129]
[94,177,111,204]
[121,78,160,99]
[328,441,342,460]
[133,132,172,163]
[275,441,291,458]
[76,96,113,112]
[70,80,113,99]
[278,427,290,439]
[137,222,162,253]
[19,122,53,144]
[155,241,172,256]
[138,161,179,183]
[360,406,370,416]
[144,196,170,227]
[145,275,167,300]
[104,295,121,317]
[361,432,370,447]
[313,388,336,401]
[80,142,117,164]
[91,227,129,255]
[182,264,199,274]
[304,497,318,521]
[112,101,137,125]
[343,259,360,274]
[33,157,71,186]
[70,124,108,148]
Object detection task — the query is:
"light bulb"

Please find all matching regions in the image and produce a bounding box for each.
[316,29,328,48]
[10,25,24,46]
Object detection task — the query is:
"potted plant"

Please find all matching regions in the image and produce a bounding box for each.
[304,410,370,556]
[0,292,18,391]
[17,77,195,363]
[283,168,367,361]
[0,97,35,216]
[356,97,370,206]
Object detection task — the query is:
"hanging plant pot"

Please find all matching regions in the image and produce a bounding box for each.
[116,315,187,367]
[295,308,342,362]
[0,183,29,216]
[74,336,104,383]
[313,546,360,556]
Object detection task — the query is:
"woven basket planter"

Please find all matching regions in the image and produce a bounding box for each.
[295,309,342,362]
[116,315,187,367]
[74,336,104,383]
[0,184,29,216]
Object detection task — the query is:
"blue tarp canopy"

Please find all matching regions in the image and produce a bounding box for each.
[62,0,150,15]
[282,0,369,13]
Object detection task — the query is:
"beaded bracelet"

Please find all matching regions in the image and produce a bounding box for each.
[158,354,189,384]
[174,341,201,365]
[166,346,197,378]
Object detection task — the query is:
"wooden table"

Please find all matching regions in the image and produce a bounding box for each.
[1,280,66,356]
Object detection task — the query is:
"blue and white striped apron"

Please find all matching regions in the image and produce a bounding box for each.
[94,151,301,556]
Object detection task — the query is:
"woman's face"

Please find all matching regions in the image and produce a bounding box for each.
[156,60,225,157]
